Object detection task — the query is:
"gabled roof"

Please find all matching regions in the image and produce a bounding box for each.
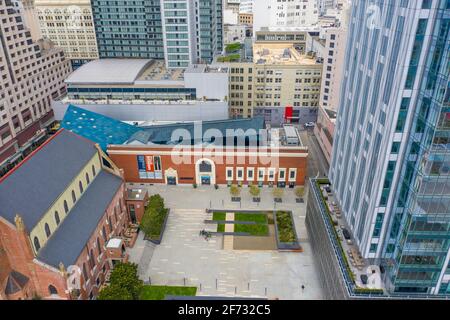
[4,270,29,295]
[0,130,98,229]
[61,105,140,151]
[37,170,123,268]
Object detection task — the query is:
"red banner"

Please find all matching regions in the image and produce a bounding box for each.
[285,105,293,121]
[145,156,154,172]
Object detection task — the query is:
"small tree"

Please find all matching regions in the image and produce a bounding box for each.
[148,194,164,212]
[249,185,261,198]
[107,262,143,300]
[295,186,305,199]
[230,184,241,197]
[97,284,133,300]
[272,187,284,199]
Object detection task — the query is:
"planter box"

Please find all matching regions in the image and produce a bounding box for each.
[144,209,170,245]
[273,210,301,250]
[231,197,241,202]
[253,197,261,203]
[274,198,282,203]
[296,198,304,203]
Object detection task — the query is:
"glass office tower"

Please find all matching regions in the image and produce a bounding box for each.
[91,0,164,59]
[330,0,449,295]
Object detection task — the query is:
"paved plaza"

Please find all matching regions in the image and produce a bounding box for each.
[127,184,324,300]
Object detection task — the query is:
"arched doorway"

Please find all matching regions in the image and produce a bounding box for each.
[195,158,215,185]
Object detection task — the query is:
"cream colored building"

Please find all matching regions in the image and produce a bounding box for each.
[35,0,99,66]
[229,43,322,122]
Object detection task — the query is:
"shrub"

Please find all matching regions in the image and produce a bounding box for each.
[230,184,241,197]
[98,262,143,300]
[272,187,284,199]
[249,185,261,197]
[276,211,296,243]
[295,186,305,198]
[225,42,241,53]
[140,194,168,240]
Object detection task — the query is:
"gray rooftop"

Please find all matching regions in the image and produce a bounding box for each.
[0,130,97,229]
[65,59,153,85]
[37,170,123,268]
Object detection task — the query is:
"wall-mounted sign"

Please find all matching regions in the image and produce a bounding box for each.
[137,155,163,179]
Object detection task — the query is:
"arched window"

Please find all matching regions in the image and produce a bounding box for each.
[71,190,76,204]
[92,165,96,177]
[44,223,51,238]
[86,172,90,184]
[54,211,60,225]
[114,206,118,223]
[48,285,58,295]
[82,263,88,281]
[89,249,95,268]
[64,200,69,214]
[34,237,41,252]
[108,216,113,233]
[97,238,102,256]
[102,226,107,241]
[79,181,84,193]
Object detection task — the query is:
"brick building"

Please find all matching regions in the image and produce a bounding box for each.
[0,129,130,300]
[61,105,309,188]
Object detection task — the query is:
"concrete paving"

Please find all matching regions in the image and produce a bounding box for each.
[127,184,324,300]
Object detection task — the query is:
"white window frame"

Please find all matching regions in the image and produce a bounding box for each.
[236,167,244,181]
[257,168,265,182]
[226,167,234,181]
[278,168,286,182]
[288,168,297,182]
[246,167,255,182]
[268,168,276,182]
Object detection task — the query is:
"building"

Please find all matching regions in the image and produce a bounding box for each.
[239,0,253,14]
[13,0,42,41]
[318,0,336,15]
[91,0,164,60]
[59,106,309,187]
[224,24,250,44]
[0,129,130,300]
[91,0,223,68]
[35,0,99,69]
[314,106,336,165]
[0,1,72,177]
[328,0,450,296]
[253,0,319,37]
[238,12,253,26]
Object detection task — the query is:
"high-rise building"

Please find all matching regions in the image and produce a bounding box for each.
[0,0,72,176]
[318,0,336,15]
[329,0,450,295]
[253,0,319,37]
[91,0,223,68]
[91,0,164,60]
[35,0,99,69]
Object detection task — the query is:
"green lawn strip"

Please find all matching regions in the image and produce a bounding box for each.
[234,213,268,224]
[217,224,225,232]
[212,212,226,221]
[235,223,269,236]
[140,285,197,300]
[276,211,296,243]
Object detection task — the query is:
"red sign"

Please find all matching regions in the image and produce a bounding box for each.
[145,156,154,172]
[285,105,293,122]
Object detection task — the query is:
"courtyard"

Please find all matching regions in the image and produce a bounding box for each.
[127,184,324,300]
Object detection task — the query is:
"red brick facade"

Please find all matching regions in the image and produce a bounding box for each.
[108,145,308,187]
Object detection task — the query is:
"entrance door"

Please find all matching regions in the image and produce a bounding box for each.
[167,176,177,185]
[201,176,211,185]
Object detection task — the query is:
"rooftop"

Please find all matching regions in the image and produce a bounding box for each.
[185,64,229,74]
[135,59,185,82]
[253,43,319,66]
[65,59,153,85]
[0,130,98,229]
[126,188,147,201]
[37,171,123,268]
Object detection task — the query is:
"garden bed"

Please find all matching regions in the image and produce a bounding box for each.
[140,285,197,300]
[212,211,270,236]
[141,195,170,245]
[273,211,301,250]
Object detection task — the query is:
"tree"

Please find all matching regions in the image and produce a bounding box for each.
[230,184,241,197]
[107,262,143,299]
[249,185,261,198]
[148,194,164,212]
[97,284,133,300]
[272,187,284,199]
[295,186,305,198]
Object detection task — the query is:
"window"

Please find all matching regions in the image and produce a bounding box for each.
[236,168,244,181]
[268,168,276,181]
[92,165,96,177]
[85,172,90,184]
[226,167,233,181]
[257,168,265,181]
[54,211,60,225]
[97,238,102,256]
[102,226,107,242]
[79,181,84,193]
[71,190,76,204]
[278,169,286,181]
[89,249,95,268]
[34,237,41,252]
[82,263,88,281]
[48,285,58,295]
[44,223,51,238]
[247,168,254,181]
[63,200,69,213]
[288,169,297,181]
